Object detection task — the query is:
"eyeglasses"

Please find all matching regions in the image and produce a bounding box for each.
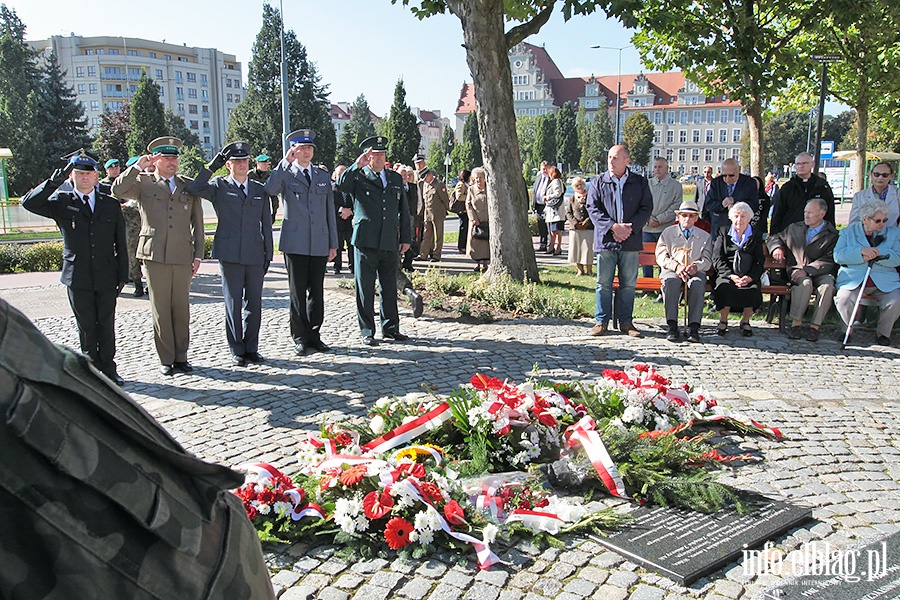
[869,218,889,224]
[871,172,891,178]
[795,160,813,165]
[722,173,738,179]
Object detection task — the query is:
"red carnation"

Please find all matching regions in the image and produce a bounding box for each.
[471,374,503,390]
[443,500,467,526]
[418,482,444,504]
[634,363,650,373]
[339,464,369,487]
[258,489,276,504]
[363,490,394,519]
[246,505,258,520]
[336,432,354,447]
[384,517,413,549]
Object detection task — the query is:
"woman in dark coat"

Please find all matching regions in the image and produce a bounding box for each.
[713,201,765,337]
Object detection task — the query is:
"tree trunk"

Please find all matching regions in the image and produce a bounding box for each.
[855,92,869,195]
[745,102,764,177]
[448,1,540,283]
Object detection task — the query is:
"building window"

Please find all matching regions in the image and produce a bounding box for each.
[176,87,184,98]
[155,69,163,79]
[654,111,662,125]
[732,149,740,159]
[127,50,138,56]
[666,130,674,143]
[200,74,208,85]
[188,104,198,114]
[227,93,233,103]
[653,130,661,143]
[149,52,156,58]
[89,83,97,94]
[87,66,96,77]
[679,130,687,143]
[678,149,686,162]
[189,120,198,129]
[512,75,529,85]
[706,129,714,143]
[77,84,86,94]
[204,136,210,144]
[177,103,184,112]
[202,105,209,116]
[719,129,727,143]
[164,54,171,60]
[718,148,727,161]
[666,149,674,162]
[104,67,121,77]
[92,117,101,127]
[733,109,743,123]
[188,88,197,98]
[705,148,713,162]
[109,48,119,55]
[76,66,85,77]
[720,109,729,124]
[90,100,99,111]
[97,49,104,55]
[175,70,183,82]
[692,110,701,124]
[203,120,209,128]
[733,128,742,143]
[226,78,232,88]
[106,101,123,111]
[667,111,676,125]
[233,94,240,103]
[159,88,164,97]
[706,110,715,124]
[187,72,196,82]
[201,89,208,100]
[691,148,700,162]
[692,129,700,143]
[680,110,688,124]
[85,49,94,55]
[178,57,188,62]
[128,67,141,79]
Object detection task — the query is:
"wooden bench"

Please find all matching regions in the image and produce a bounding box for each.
[608,242,791,331]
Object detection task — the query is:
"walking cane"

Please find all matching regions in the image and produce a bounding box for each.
[841,254,889,350]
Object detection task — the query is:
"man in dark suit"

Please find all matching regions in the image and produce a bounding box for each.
[702,158,759,241]
[769,152,836,235]
[337,136,412,346]
[187,142,274,366]
[767,198,838,342]
[332,165,355,275]
[265,129,337,356]
[22,151,129,384]
[532,160,550,252]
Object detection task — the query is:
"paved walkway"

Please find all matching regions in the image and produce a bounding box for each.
[1,239,898,600]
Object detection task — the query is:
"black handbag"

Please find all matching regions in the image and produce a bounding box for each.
[472,223,489,240]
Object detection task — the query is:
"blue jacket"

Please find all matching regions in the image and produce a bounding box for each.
[265,160,337,257]
[834,222,900,292]
[187,169,273,265]
[586,169,653,252]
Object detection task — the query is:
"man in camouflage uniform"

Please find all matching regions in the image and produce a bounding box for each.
[248,154,279,224]
[102,157,144,297]
[0,296,275,599]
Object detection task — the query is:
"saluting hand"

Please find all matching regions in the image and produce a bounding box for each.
[355,149,373,170]
[136,154,154,170]
[285,144,300,164]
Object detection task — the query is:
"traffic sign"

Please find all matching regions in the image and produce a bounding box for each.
[820,141,834,160]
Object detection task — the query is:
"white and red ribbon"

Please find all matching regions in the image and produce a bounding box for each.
[504,509,564,535]
[361,402,453,455]
[564,416,631,499]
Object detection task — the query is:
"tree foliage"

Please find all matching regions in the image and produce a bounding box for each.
[533,112,556,168]
[227,3,334,167]
[461,110,483,168]
[823,110,856,151]
[555,102,578,172]
[335,94,377,167]
[622,112,654,170]
[0,5,45,193]
[93,103,131,165]
[37,49,91,172]
[384,79,422,163]
[127,72,165,157]
[516,114,538,172]
[164,108,200,148]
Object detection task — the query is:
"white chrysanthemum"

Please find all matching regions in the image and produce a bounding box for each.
[622,404,645,424]
[336,515,355,533]
[256,502,271,515]
[482,523,500,544]
[672,402,693,424]
[416,528,435,545]
[426,508,443,531]
[414,511,435,532]
[375,397,392,409]
[651,395,669,413]
[354,514,368,532]
[273,501,293,518]
[654,414,672,431]
[546,496,588,522]
[608,417,627,432]
[370,415,385,435]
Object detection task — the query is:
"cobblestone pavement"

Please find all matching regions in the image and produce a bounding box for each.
[3,259,899,600]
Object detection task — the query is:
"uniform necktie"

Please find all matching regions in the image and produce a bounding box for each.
[303,169,311,186]
[83,194,92,214]
[239,183,246,198]
[166,178,175,194]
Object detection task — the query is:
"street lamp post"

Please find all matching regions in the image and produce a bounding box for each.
[590,44,633,144]
[279,0,290,156]
[811,54,841,175]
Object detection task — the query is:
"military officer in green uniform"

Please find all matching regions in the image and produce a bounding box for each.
[248,154,279,224]
[337,136,412,346]
[101,157,144,296]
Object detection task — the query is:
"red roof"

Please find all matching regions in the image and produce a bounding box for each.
[419,110,439,122]
[456,82,476,115]
[522,42,564,81]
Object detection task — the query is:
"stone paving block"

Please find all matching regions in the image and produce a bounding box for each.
[606,570,639,588]
[497,590,524,600]
[398,577,434,598]
[298,573,330,591]
[351,558,389,575]
[563,577,598,597]
[475,569,510,587]
[590,552,625,569]
[333,573,366,590]
[463,583,501,600]
[280,586,317,600]
[578,566,609,585]
[291,556,321,574]
[530,577,564,597]
[629,585,666,600]
[509,570,540,589]
[318,587,350,600]
[430,583,465,600]
[712,578,744,599]
[545,561,577,581]
[270,569,302,589]
[368,570,404,590]
[350,584,393,600]
[442,569,474,588]
[416,559,448,578]
[590,584,629,600]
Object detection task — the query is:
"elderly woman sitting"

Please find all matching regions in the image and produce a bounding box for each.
[712,202,765,337]
[834,199,900,345]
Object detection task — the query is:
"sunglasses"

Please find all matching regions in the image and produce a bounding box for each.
[722,173,738,179]
[869,218,889,224]
[871,172,891,177]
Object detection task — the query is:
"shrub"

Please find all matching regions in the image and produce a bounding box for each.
[421,267,468,296]
[337,278,355,290]
[427,295,445,310]
[22,242,64,272]
[456,301,472,317]
[475,310,494,323]
[477,273,523,311]
[527,214,538,237]
[204,235,214,259]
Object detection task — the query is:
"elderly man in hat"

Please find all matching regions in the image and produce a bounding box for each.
[248,153,279,224]
[337,135,412,346]
[655,200,713,343]
[22,151,129,384]
[188,142,273,366]
[112,136,205,376]
[264,129,337,356]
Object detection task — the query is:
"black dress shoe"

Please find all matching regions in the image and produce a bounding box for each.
[173,361,193,372]
[133,285,145,297]
[231,354,246,367]
[385,332,409,342]
[361,335,378,346]
[244,352,266,363]
[294,342,308,355]
[666,328,680,342]
[308,340,330,352]
[160,364,174,376]
[876,334,891,346]
[105,371,125,386]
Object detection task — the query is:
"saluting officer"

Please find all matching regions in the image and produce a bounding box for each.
[112,136,205,376]
[337,135,412,346]
[265,129,337,356]
[102,157,145,297]
[188,142,273,367]
[22,151,129,384]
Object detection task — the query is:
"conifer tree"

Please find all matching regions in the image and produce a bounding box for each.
[335,94,376,166]
[384,79,421,165]
[93,103,131,165]
[461,111,482,168]
[38,50,90,172]
[126,72,165,157]
[555,102,578,173]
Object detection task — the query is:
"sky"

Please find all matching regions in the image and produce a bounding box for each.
[9,0,642,123]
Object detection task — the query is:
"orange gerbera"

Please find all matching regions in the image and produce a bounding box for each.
[384,517,413,549]
[339,464,369,487]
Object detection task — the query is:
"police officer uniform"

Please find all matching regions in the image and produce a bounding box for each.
[22,151,128,384]
[264,129,337,355]
[248,154,279,224]
[337,136,412,345]
[112,137,205,375]
[187,142,274,366]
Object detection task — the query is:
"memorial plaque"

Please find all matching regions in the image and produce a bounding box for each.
[588,493,813,585]
[761,531,900,599]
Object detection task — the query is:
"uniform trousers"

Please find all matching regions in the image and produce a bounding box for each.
[835,284,900,338]
[284,253,328,345]
[334,220,354,273]
[420,216,446,260]
[789,274,836,326]
[143,260,193,365]
[220,261,266,356]
[661,273,706,325]
[355,246,401,338]
[66,286,118,375]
